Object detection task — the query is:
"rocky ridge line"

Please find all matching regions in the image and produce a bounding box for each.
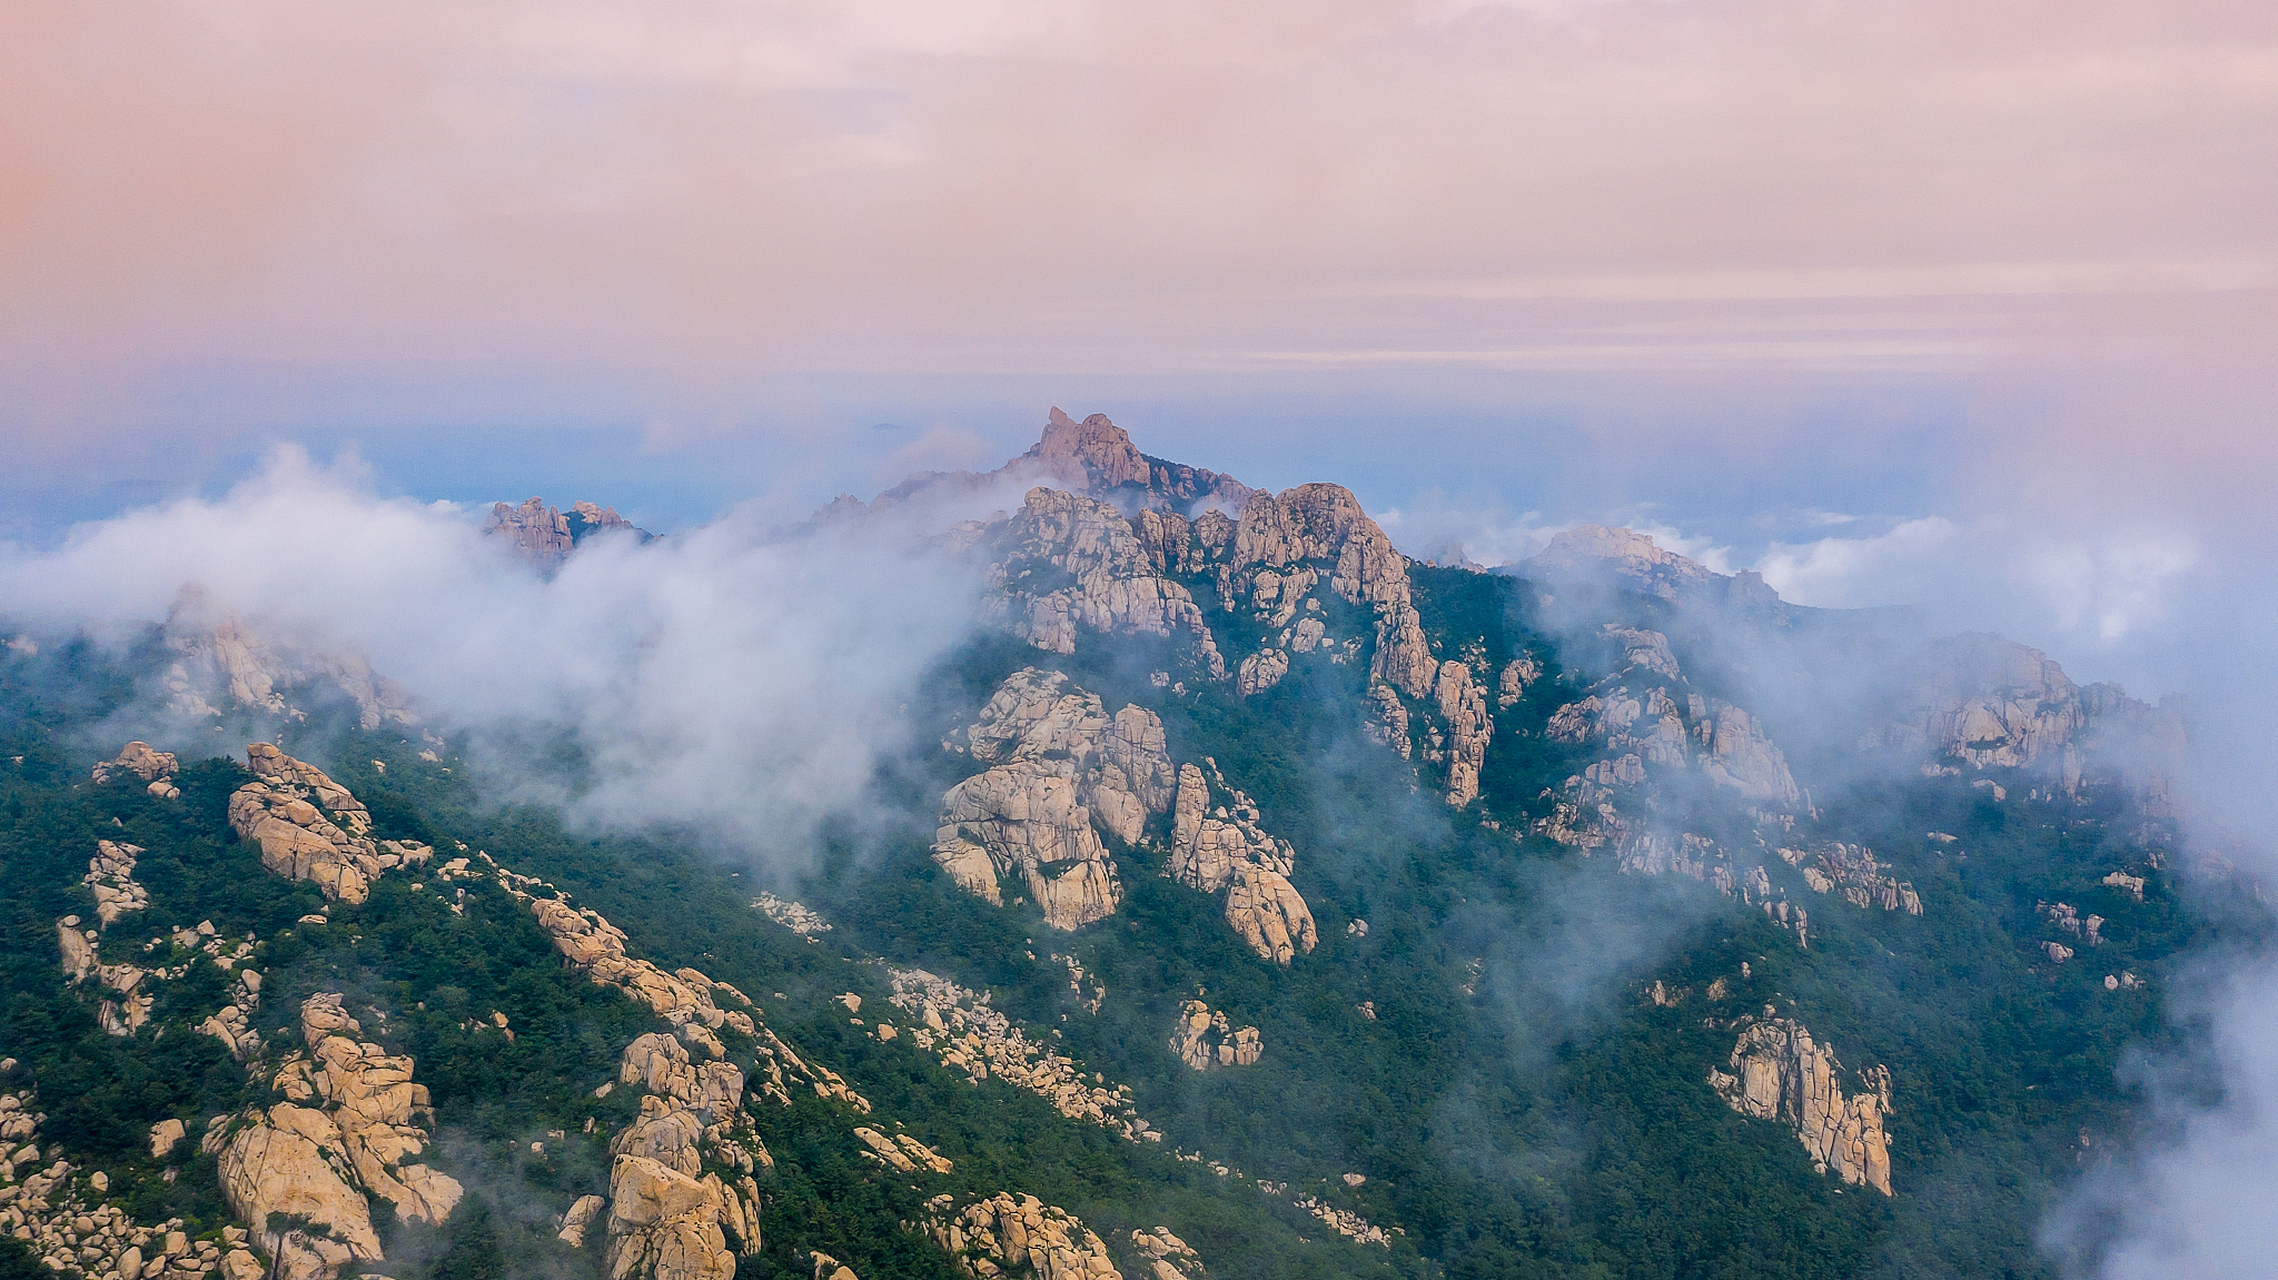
[920,1192,1123,1280]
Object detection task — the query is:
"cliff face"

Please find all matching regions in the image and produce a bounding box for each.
[980,489,1225,675]
[1867,632,2187,791]
[1709,1017,1894,1196]
[159,590,417,731]
[932,667,1179,930]
[932,668,1315,959]
[226,743,431,904]
[964,450,1488,805]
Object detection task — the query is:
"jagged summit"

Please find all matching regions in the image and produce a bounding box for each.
[860,408,1261,520]
[1023,408,1154,492]
[1526,524,1782,610]
[483,497,651,562]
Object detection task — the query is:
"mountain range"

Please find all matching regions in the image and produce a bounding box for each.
[0,410,2228,1280]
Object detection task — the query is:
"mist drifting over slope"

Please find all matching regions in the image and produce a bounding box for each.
[0,448,994,863]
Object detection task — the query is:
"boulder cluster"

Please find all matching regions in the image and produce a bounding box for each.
[0,1078,258,1280]
[886,967,1158,1144]
[1778,844,1924,915]
[227,744,430,904]
[751,892,832,938]
[1166,1000,1261,1071]
[1709,1016,1894,1195]
[1129,1228,1205,1280]
[602,1034,766,1280]
[54,838,250,1037]
[933,669,1319,962]
[933,668,1176,930]
[921,1192,1123,1280]
[91,742,180,799]
[217,993,463,1280]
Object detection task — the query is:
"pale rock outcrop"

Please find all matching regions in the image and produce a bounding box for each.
[961,668,1177,842]
[1709,1018,1893,1195]
[92,742,180,797]
[1698,701,1801,810]
[1130,509,1197,576]
[217,1107,384,1279]
[1024,407,1155,491]
[1236,648,1290,696]
[851,1126,953,1175]
[150,1117,188,1158]
[85,839,151,928]
[1167,1000,1261,1070]
[2041,901,2103,946]
[57,918,154,1034]
[2,1082,223,1279]
[516,895,754,1040]
[227,745,430,904]
[1498,657,1540,708]
[887,967,1157,1143]
[1167,761,1317,963]
[485,497,575,560]
[1021,409,1259,513]
[486,498,650,561]
[604,1157,736,1280]
[1225,483,1435,702]
[1778,845,1923,915]
[1603,626,1682,681]
[1527,525,1781,610]
[560,1195,608,1247]
[985,489,1225,673]
[752,892,832,938]
[1224,867,1317,967]
[2104,870,2147,902]
[601,1032,767,1273]
[1131,1228,1205,1280]
[567,501,650,543]
[1432,661,1492,807]
[872,409,1255,525]
[935,767,1120,930]
[936,669,1180,930]
[923,1192,1123,1280]
[277,994,462,1226]
[463,854,865,1118]
[161,590,416,730]
[1867,633,2186,788]
[1368,685,1412,759]
[201,963,267,1061]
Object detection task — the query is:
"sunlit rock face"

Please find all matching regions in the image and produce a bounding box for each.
[1709,1017,1894,1196]
[932,667,1180,930]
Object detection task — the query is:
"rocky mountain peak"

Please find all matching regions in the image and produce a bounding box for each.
[485,497,650,562]
[1526,524,1789,612]
[1024,408,1155,492]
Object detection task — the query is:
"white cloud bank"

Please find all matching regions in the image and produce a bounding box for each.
[0,448,987,862]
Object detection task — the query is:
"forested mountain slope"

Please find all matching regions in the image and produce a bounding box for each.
[0,411,2244,1280]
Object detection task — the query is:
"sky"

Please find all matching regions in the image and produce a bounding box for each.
[5,4,2278,1273]
[0,0,2268,734]
[5,1,2272,695]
